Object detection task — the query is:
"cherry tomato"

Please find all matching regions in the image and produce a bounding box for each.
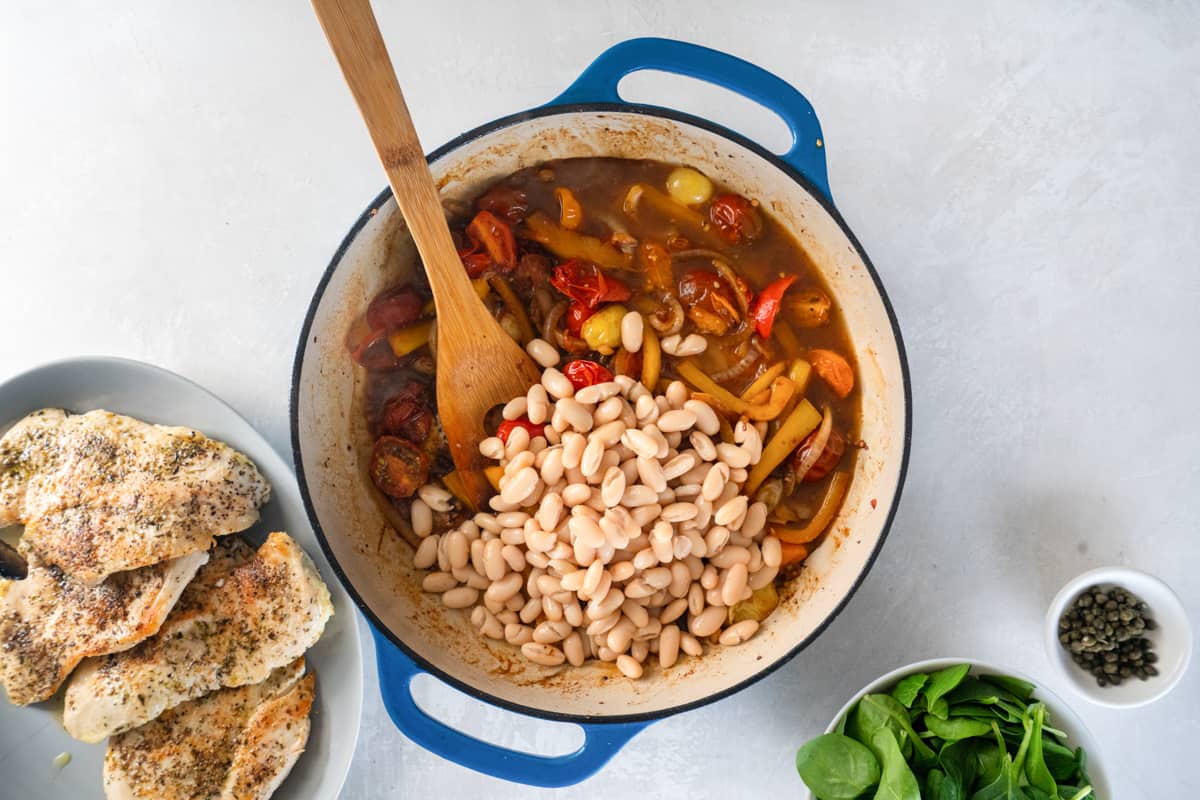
[793,429,846,483]
[475,184,529,225]
[369,436,430,498]
[366,285,424,331]
[562,359,613,390]
[352,329,403,370]
[466,210,517,271]
[677,269,740,335]
[748,275,797,338]
[564,301,593,337]
[709,193,763,245]
[550,260,631,309]
[379,382,434,443]
[460,251,492,278]
[496,417,545,444]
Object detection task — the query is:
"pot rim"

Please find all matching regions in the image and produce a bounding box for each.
[289,100,913,724]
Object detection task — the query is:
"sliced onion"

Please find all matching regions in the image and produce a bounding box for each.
[708,344,761,384]
[792,406,832,482]
[712,259,750,318]
[543,299,568,343]
[648,294,685,335]
[672,248,728,263]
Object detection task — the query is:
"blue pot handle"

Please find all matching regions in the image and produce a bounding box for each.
[373,626,650,788]
[550,37,831,203]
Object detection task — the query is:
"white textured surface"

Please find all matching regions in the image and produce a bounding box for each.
[2,2,1197,798]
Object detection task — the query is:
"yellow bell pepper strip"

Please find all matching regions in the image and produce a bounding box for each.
[728,582,779,625]
[555,187,583,230]
[623,183,709,229]
[483,466,505,493]
[387,319,434,357]
[772,471,851,545]
[744,398,821,495]
[772,319,804,360]
[678,360,796,421]
[749,275,798,338]
[520,212,634,271]
[779,541,810,567]
[641,324,661,390]
[740,361,787,401]
[488,275,535,345]
[787,358,812,395]
[636,240,675,292]
[422,278,490,316]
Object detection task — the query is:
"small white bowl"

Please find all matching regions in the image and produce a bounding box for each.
[1045,566,1192,708]
[804,658,1110,800]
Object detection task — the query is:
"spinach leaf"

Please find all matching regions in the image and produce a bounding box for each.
[891,673,928,709]
[1063,786,1096,800]
[978,674,1035,703]
[937,740,978,800]
[968,752,1029,800]
[926,696,951,720]
[795,733,881,800]
[946,678,1025,709]
[870,728,922,800]
[848,694,937,767]
[1022,703,1057,798]
[924,714,994,742]
[927,769,947,797]
[921,664,971,713]
[1041,739,1078,781]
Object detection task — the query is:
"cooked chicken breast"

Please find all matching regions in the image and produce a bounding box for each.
[64,532,333,742]
[0,408,271,585]
[0,407,67,526]
[104,658,315,800]
[0,549,208,705]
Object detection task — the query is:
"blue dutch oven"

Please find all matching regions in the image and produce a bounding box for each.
[292,37,910,787]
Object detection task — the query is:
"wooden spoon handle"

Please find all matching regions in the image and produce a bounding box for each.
[311,0,478,312]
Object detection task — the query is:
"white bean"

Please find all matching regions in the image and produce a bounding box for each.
[666,380,689,409]
[505,623,534,645]
[501,466,539,505]
[702,462,730,502]
[541,367,575,399]
[562,482,591,506]
[601,466,626,507]
[563,632,585,666]
[675,334,708,357]
[504,425,530,460]
[634,393,659,423]
[657,408,697,433]
[661,502,698,522]
[446,531,470,571]
[442,586,479,609]
[684,399,721,436]
[660,334,682,355]
[479,436,506,460]
[621,311,644,353]
[617,654,644,678]
[659,625,681,668]
[502,396,528,421]
[526,338,560,367]
[689,605,727,637]
[690,431,718,461]
[621,484,659,507]
[680,632,704,657]
[413,535,439,569]
[410,498,433,538]
[716,442,752,469]
[590,419,626,447]
[714,495,749,527]
[556,397,594,432]
[719,619,759,646]
[721,563,749,607]
[522,642,567,666]
[485,572,524,604]
[576,381,621,404]
[741,501,768,538]
[526,384,550,425]
[422,572,457,593]
[621,428,659,459]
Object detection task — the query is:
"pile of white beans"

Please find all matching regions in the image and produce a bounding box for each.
[409,333,784,679]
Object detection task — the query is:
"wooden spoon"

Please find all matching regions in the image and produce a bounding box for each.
[312,0,543,507]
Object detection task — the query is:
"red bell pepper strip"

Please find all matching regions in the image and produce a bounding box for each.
[749,275,797,338]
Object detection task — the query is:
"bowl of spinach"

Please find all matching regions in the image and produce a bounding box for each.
[796,659,1109,800]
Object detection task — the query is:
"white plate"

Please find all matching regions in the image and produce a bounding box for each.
[0,356,362,799]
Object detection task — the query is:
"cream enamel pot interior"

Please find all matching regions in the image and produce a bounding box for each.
[291,38,910,787]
